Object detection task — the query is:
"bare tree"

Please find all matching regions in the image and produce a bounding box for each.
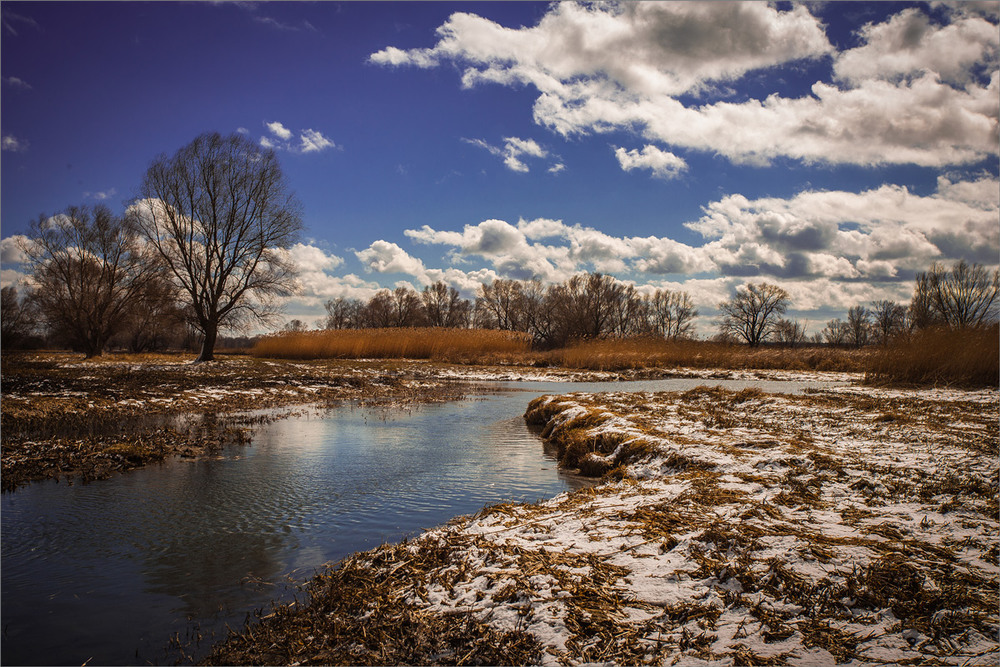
[132,132,303,362]
[717,282,790,347]
[115,271,187,352]
[20,205,153,358]
[821,318,850,345]
[846,305,871,348]
[324,297,363,329]
[910,260,999,329]
[870,299,908,344]
[773,318,807,346]
[644,289,698,339]
[421,281,470,328]
[477,279,525,331]
[1,285,35,350]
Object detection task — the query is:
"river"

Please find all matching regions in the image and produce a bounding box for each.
[1,377,845,665]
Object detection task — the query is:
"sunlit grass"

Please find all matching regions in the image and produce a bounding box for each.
[251,327,532,362]
[546,337,868,372]
[865,325,999,388]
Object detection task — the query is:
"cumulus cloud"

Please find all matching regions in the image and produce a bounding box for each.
[372,3,998,167]
[834,7,999,85]
[396,174,997,291]
[265,121,293,140]
[614,145,687,179]
[356,240,429,278]
[0,235,29,264]
[686,177,1000,277]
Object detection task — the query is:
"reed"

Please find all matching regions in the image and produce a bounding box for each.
[864,325,999,388]
[251,327,532,361]
[550,337,867,373]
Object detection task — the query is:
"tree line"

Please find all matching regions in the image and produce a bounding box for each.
[314,273,697,349]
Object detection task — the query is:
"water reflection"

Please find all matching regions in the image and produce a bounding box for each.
[1,377,845,665]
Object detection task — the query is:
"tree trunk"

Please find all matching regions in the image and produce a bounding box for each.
[195,323,218,363]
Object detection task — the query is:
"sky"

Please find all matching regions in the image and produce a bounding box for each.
[1,1,998,336]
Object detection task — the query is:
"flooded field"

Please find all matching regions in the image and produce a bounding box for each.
[1,375,842,665]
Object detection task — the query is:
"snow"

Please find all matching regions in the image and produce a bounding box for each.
[377,384,998,665]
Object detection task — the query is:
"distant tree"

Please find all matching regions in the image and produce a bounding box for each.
[644,288,697,339]
[20,204,153,358]
[132,132,303,362]
[773,318,807,346]
[846,305,871,348]
[421,281,470,327]
[1,285,35,350]
[870,299,908,344]
[821,318,850,345]
[717,282,790,347]
[283,319,308,332]
[910,260,999,329]
[477,279,525,331]
[361,287,425,327]
[115,272,187,352]
[324,297,363,329]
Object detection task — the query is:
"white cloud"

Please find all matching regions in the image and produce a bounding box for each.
[356,240,429,278]
[84,187,117,201]
[3,75,31,89]
[372,3,998,167]
[834,8,999,85]
[371,3,832,96]
[265,121,293,140]
[299,129,336,153]
[0,235,30,264]
[2,134,27,152]
[614,145,687,179]
[686,177,1000,277]
[464,136,549,172]
[258,122,337,154]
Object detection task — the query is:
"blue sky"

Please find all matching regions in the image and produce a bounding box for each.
[2,1,998,335]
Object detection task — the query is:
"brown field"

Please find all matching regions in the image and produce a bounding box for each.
[253,327,1000,387]
[251,327,532,362]
[865,324,999,388]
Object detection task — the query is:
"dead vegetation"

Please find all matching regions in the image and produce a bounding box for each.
[204,383,998,666]
[0,352,477,490]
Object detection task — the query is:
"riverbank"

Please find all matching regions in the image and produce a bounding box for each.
[0,352,482,490]
[206,384,998,666]
[0,352,857,491]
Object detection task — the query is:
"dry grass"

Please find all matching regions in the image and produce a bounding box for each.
[254,331,870,373]
[864,325,999,388]
[251,327,531,362]
[550,338,867,372]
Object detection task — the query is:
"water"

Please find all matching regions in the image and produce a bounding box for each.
[1,377,844,665]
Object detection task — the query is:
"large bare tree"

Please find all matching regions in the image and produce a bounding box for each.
[19,205,152,358]
[717,282,790,347]
[910,260,999,329]
[132,132,303,362]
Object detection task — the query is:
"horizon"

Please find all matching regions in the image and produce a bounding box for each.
[2,1,998,337]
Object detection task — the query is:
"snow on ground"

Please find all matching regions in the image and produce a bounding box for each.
[362,384,998,666]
